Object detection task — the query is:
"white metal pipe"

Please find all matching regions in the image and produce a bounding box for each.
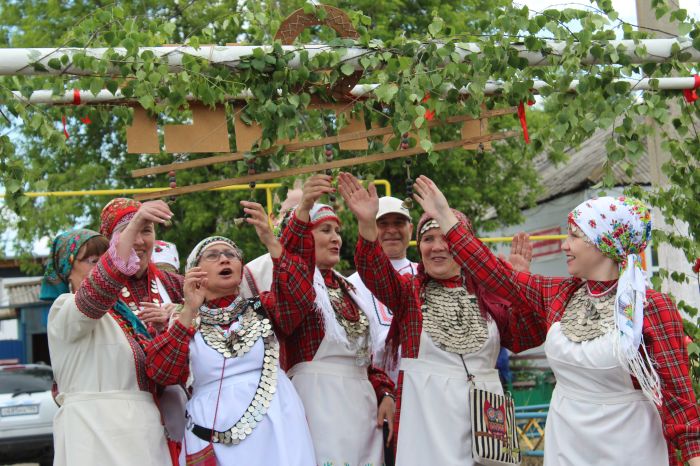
[0,38,699,77]
[11,77,698,105]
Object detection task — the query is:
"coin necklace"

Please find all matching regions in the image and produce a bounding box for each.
[326,281,371,365]
[560,283,616,342]
[420,279,489,354]
[198,297,272,360]
[196,298,281,445]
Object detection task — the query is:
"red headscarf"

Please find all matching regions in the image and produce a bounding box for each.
[100,198,141,238]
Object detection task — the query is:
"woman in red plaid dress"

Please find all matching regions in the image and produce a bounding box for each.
[406,175,700,466]
[276,175,396,466]
[338,173,533,466]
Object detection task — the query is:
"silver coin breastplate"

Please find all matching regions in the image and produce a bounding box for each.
[421,280,489,354]
[560,285,616,342]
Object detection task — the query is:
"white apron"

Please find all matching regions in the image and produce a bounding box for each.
[287,336,384,466]
[395,320,502,466]
[54,391,170,466]
[48,293,171,466]
[544,322,668,466]
[182,331,315,466]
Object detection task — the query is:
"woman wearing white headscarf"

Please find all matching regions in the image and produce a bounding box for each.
[145,201,315,466]
[408,175,700,466]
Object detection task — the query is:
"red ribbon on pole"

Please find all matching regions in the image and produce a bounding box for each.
[73,88,92,124]
[421,92,435,121]
[682,75,700,103]
[62,115,69,139]
[518,100,535,144]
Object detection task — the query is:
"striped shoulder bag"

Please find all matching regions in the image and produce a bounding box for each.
[461,356,521,466]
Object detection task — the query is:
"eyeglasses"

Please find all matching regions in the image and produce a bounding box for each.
[201,250,239,262]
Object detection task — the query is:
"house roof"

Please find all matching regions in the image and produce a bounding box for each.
[0,277,44,314]
[6,279,43,307]
[533,128,651,203]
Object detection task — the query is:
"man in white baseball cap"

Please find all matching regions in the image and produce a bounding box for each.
[348,196,417,381]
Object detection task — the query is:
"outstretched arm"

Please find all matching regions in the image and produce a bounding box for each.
[337,172,379,241]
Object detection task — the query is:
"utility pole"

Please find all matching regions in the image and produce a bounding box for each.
[635,0,699,312]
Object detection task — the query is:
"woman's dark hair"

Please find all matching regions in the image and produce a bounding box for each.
[76,235,109,260]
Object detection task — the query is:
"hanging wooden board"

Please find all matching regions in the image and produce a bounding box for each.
[130,107,517,177]
[126,106,160,154]
[232,105,262,152]
[163,103,230,153]
[134,130,519,201]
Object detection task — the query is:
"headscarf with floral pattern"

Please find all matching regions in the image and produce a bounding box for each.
[40,229,103,300]
[568,195,660,404]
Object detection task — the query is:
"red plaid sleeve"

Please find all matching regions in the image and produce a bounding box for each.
[643,291,700,463]
[75,248,130,319]
[145,319,194,386]
[354,236,414,319]
[260,248,316,337]
[368,364,396,403]
[280,212,316,271]
[446,222,569,351]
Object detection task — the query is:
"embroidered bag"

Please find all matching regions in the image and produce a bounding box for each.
[461,356,521,466]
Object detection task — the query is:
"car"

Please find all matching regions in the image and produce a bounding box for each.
[0,364,56,466]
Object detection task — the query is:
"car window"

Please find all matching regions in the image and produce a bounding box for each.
[0,367,53,394]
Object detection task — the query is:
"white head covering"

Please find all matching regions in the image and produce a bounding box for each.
[568,196,660,405]
[186,236,242,272]
[153,240,180,271]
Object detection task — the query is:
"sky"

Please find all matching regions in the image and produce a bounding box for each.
[4,0,700,257]
[519,0,700,25]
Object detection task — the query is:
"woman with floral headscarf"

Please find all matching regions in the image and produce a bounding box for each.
[274,175,398,466]
[40,229,108,301]
[47,199,183,466]
[337,173,533,466]
[42,228,108,399]
[406,175,700,466]
[145,201,315,465]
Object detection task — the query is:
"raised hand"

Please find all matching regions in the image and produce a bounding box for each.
[412,175,458,232]
[129,201,173,229]
[241,200,283,258]
[297,174,334,222]
[179,267,208,327]
[508,232,532,273]
[117,201,173,265]
[337,172,379,224]
[412,176,450,219]
[138,302,174,326]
